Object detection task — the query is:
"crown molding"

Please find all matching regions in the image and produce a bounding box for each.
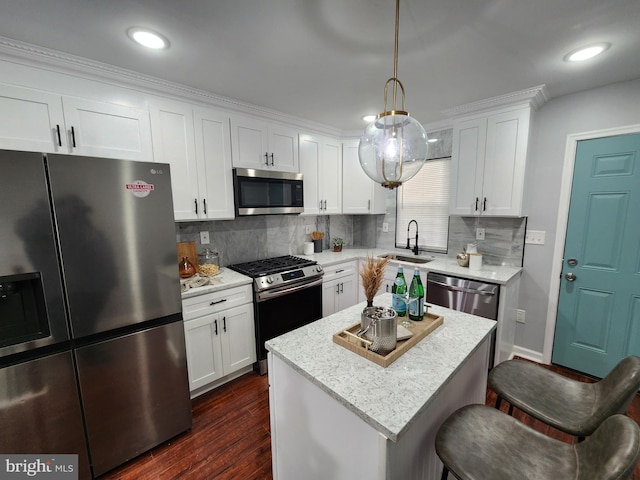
[0,36,342,137]
[441,84,549,118]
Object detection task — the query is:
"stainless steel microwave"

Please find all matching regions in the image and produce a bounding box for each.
[233,168,304,215]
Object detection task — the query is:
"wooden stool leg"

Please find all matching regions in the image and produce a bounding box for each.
[495,395,503,410]
[441,466,449,480]
[508,404,514,416]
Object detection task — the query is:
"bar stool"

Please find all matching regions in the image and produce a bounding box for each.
[436,404,640,480]
[488,356,640,441]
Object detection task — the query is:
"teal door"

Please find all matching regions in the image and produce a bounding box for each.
[552,133,640,378]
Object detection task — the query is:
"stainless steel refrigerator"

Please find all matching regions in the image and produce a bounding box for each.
[0,150,191,479]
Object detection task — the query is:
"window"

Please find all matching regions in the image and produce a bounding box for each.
[395,157,450,252]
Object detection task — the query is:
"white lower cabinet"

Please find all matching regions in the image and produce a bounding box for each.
[182,285,256,395]
[322,261,358,317]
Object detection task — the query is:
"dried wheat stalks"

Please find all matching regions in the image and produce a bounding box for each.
[359,255,391,302]
[310,231,325,240]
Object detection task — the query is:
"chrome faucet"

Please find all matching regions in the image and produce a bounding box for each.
[406,220,419,255]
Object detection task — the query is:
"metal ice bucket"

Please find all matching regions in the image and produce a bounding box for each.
[361,306,398,355]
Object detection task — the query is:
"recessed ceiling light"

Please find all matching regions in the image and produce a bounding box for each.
[127,27,169,50]
[564,43,610,62]
[427,138,438,143]
[362,114,377,122]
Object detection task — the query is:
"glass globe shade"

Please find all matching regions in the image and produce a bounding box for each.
[358,113,428,189]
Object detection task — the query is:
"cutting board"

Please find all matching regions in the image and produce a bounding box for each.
[177,241,198,272]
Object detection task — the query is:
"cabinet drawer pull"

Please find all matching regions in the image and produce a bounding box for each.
[483,197,487,211]
[475,197,479,212]
[210,298,228,306]
[214,319,218,335]
[223,316,227,332]
[265,152,270,166]
[269,153,274,166]
[203,198,207,215]
[194,198,198,214]
[70,126,76,148]
[56,125,62,147]
[335,269,344,274]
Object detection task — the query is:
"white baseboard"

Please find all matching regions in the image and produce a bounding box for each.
[511,345,546,364]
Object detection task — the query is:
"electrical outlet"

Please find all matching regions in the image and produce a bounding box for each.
[200,231,210,244]
[525,230,546,245]
[476,228,485,241]
[382,222,389,233]
[305,225,313,234]
[516,309,526,324]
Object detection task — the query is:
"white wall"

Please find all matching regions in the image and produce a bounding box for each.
[516,77,640,354]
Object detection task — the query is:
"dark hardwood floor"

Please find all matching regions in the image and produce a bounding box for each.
[99,361,640,479]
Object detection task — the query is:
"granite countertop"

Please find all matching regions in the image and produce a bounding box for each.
[180,267,252,299]
[299,247,522,285]
[265,293,496,442]
[180,247,522,300]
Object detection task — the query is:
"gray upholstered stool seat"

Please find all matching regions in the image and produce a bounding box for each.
[436,404,640,480]
[488,356,640,438]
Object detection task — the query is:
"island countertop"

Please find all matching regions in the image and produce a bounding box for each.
[265,293,496,442]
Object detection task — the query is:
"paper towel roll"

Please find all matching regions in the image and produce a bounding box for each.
[303,242,314,255]
[469,253,483,271]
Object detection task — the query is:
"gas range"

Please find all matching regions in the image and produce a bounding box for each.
[228,255,324,292]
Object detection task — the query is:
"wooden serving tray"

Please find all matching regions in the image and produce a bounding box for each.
[332,312,444,368]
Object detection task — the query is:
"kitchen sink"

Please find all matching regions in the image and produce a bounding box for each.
[378,253,433,264]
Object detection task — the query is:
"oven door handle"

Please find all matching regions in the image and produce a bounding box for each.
[256,277,324,302]
[428,280,496,296]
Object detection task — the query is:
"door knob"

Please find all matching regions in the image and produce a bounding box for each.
[565,272,576,282]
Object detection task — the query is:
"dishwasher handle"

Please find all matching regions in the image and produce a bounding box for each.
[427,279,497,296]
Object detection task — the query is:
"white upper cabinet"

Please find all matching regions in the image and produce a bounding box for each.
[450,107,531,216]
[230,114,299,172]
[0,83,152,161]
[150,99,234,221]
[61,96,153,161]
[299,133,342,215]
[342,140,386,214]
[0,84,65,152]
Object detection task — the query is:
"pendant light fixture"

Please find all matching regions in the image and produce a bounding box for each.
[358,0,428,189]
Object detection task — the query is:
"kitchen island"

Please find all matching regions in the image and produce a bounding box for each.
[265,293,496,480]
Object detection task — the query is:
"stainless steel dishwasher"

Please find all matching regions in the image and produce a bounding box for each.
[426,272,499,366]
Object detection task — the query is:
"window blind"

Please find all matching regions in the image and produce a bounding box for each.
[395,157,451,252]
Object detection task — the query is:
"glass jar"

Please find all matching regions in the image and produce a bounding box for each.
[197,248,220,276]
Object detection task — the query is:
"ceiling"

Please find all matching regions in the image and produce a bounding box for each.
[1,0,639,132]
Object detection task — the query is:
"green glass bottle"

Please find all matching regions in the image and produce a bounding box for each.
[408,268,425,321]
[391,266,407,317]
